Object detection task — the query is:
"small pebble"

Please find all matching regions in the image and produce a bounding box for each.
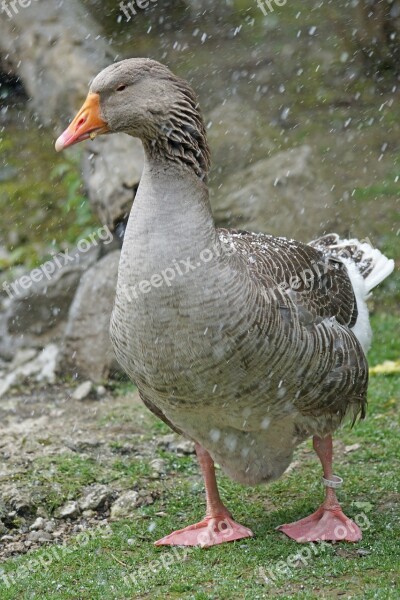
[79,484,112,510]
[28,530,53,542]
[96,385,106,397]
[150,458,166,472]
[58,501,80,519]
[30,517,45,531]
[72,381,93,401]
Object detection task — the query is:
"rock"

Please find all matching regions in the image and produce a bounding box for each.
[79,485,113,511]
[173,440,196,455]
[207,99,274,178]
[0,344,59,398]
[57,501,80,519]
[82,135,144,232]
[0,358,7,377]
[29,517,45,531]
[0,0,113,127]
[157,434,176,447]
[158,434,195,455]
[211,145,336,241]
[137,490,155,506]
[96,385,106,397]
[0,243,100,361]
[0,1,144,231]
[52,527,67,539]
[0,500,8,520]
[44,520,56,533]
[149,459,167,474]
[345,443,361,453]
[2,488,34,516]
[71,381,93,401]
[110,491,140,520]
[10,348,38,369]
[27,530,53,543]
[61,251,122,382]
[0,521,7,535]
[5,541,25,554]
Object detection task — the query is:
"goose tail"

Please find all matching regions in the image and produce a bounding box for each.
[309,233,394,293]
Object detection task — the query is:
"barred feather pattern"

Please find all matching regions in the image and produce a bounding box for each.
[215,229,368,426]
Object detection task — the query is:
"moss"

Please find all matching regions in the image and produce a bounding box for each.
[0,125,97,269]
[28,454,101,511]
[14,451,154,515]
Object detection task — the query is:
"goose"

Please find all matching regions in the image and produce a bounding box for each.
[55,58,394,546]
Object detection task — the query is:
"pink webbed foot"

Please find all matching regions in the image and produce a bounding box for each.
[277,506,362,543]
[155,515,254,547]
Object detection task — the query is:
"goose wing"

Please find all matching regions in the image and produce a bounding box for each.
[219,229,358,328]
[219,229,368,426]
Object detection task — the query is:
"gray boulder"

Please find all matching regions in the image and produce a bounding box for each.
[0,0,112,127]
[61,251,121,382]
[211,145,336,241]
[82,135,144,232]
[0,345,58,399]
[207,99,275,179]
[0,245,100,360]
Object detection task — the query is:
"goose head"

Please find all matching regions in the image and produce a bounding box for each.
[55,58,210,180]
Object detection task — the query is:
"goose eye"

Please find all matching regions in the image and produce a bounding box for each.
[116,84,127,92]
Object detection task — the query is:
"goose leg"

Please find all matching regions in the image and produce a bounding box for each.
[277,435,362,543]
[155,443,253,546]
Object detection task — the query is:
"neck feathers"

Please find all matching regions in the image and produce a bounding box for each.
[143,77,211,182]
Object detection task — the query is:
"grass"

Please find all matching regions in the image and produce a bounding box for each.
[0,313,398,599]
[5,452,154,521]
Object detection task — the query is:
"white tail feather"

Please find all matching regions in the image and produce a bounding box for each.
[309,234,394,293]
[363,252,395,293]
[309,234,394,352]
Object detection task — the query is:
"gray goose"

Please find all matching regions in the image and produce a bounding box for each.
[56,58,394,546]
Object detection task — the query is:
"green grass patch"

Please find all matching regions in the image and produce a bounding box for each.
[33,454,99,505]
[353,181,399,201]
[11,452,154,516]
[368,313,400,365]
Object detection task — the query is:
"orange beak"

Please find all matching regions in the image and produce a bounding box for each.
[55,93,109,152]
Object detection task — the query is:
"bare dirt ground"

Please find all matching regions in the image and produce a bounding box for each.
[0,382,195,562]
